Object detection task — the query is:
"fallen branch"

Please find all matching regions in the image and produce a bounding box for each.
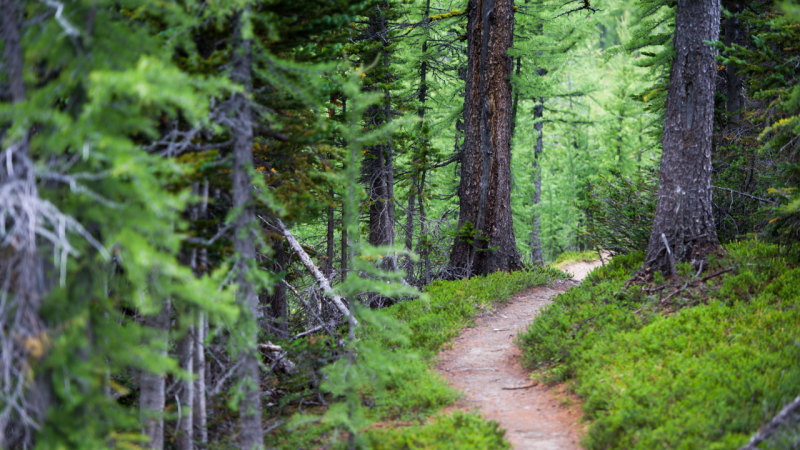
[660,266,737,305]
[269,217,358,327]
[292,325,325,340]
[502,382,538,390]
[741,395,800,449]
[697,266,736,283]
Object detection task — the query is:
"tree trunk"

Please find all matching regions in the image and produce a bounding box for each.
[530,96,544,265]
[176,327,194,450]
[193,179,209,446]
[230,12,263,449]
[140,301,171,450]
[405,0,432,281]
[365,7,396,260]
[341,98,348,282]
[643,0,721,277]
[325,188,335,279]
[264,239,288,338]
[721,1,745,122]
[0,2,51,446]
[449,0,522,277]
[193,312,208,446]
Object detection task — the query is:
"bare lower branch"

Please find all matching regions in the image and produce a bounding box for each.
[265,217,358,327]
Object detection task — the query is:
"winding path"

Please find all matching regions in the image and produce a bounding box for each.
[436,260,604,449]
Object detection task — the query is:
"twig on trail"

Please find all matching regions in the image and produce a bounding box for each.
[502,382,539,390]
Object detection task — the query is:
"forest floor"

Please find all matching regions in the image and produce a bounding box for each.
[436,259,604,449]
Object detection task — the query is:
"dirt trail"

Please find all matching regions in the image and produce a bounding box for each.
[436,259,604,449]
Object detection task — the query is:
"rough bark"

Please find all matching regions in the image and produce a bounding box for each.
[449,0,522,277]
[230,13,263,449]
[140,302,171,450]
[644,0,721,277]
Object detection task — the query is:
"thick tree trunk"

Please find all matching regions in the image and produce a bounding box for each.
[140,301,171,450]
[449,0,522,277]
[230,13,263,449]
[644,0,721,277]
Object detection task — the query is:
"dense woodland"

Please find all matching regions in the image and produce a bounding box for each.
[1,0,800,448]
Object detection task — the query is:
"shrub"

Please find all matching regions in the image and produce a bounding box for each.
[517,239,800,448]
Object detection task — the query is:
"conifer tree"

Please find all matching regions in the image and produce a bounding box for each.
[644,0,721,276]
[1,2,236,448]
[449,0,522,277]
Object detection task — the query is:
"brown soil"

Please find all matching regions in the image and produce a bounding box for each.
[435,259,604,449]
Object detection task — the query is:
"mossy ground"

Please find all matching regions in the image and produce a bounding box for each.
[517,239,800,449]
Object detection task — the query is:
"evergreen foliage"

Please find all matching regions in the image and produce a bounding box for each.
[2,0,800,447]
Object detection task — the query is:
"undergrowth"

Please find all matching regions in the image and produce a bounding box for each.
[518,239,800,449]
[271,266,566,448]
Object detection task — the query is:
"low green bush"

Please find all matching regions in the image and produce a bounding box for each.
[517,239,800,449]
[517,251,648,382]
[363,411,509,449]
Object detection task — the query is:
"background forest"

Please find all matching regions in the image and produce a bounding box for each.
[2,0,800,448]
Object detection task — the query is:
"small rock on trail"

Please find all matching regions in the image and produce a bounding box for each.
[436,259,604,449]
